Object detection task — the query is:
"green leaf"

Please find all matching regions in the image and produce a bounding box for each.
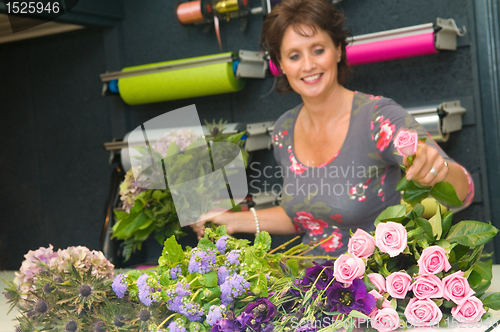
[152,190,169,200]
[374,205,407,226]
[407,203,425,219]
[451,244,469,262]
[430,182,462,207]
[441,211,453,237]
[442,300,456,308]
[348,310,370,319]
[114,212,149,239]
[415,217,434,240]
[286,259,299,277]
[403,181,432,205]
[482,292,500,310]
[446,221,499,247]
[396,177,411,191]
[255,232,272,252]
[201,271,218,288]
[469,260,492,294]
[159,236,185,267]
[428,202,442,239]
[216,225,228,237]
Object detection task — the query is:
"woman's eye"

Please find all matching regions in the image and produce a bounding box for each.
[315,49,324,55]
[289,54,299,60]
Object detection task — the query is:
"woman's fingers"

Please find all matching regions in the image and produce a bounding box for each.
[406,145,448,187]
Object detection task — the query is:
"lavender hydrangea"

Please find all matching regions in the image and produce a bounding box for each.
[170,266,182,280]
[188,249,217,274]
[167,319,187,332]
[216,236,229,254]
[166,282,191,312]
[137,274,157,306]
[217,266,233,285]
[220,273,250,305]
[226,250,241,266]
[112,273,128,299]
[206,304,227,326]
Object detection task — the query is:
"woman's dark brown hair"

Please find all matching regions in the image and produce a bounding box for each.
[261,0,351,93]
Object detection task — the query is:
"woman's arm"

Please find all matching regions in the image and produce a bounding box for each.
[404,144,469,201]
[191,206,295,239]
[190,206,296,240]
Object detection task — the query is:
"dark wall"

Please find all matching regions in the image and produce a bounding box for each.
[0,0,496,269]
[0,28,113,269]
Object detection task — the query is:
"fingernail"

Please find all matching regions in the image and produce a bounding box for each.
[407,174,413,180]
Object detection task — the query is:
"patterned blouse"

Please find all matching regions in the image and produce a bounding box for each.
[272,91,474,257]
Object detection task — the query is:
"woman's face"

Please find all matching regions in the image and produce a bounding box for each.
[279,24,341,99]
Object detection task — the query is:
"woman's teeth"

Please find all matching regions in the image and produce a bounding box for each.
[303,74,322,82]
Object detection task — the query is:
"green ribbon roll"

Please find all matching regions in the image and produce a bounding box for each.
[118,52,246,105]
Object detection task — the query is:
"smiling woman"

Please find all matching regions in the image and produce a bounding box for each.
[191,0,474,258]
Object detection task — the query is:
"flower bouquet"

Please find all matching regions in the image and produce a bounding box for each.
[4,205,500,332]
[112,120,248,261]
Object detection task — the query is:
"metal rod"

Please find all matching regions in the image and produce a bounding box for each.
[100,53,233,82]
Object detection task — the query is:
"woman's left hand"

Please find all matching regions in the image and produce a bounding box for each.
[404,144,449,187]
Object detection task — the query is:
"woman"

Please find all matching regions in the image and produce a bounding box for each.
[192,0,473,256]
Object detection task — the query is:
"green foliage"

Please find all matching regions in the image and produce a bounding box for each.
[112,120,248,261]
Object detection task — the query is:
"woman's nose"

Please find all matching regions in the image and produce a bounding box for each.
[302,54,316,71]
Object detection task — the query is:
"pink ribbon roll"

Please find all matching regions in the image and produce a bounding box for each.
[346,32,438,66]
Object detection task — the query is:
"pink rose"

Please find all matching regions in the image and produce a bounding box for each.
[393,129,418,157]
[404,298,443,327]
[451,296,486,323]
[348,229,376,258]
[442,271,475,305]
[386,272,412,299]
[411,275,443,299]
[417,246,451,275]
[333,254,365,284]
[370,307,400,332]
[375,222,407,257]
[368,273,386,293]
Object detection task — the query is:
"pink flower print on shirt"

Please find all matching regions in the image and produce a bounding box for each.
[289,154,307,175]
[330,214,343,223]
[294,212,329,236]
[349,181,370,202]
[375,119,396,152]
[320,231,343,252]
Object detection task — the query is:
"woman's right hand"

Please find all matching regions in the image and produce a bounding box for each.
[189,209,235,240]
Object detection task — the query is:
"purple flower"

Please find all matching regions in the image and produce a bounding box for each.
[239,298,277,331]
[189,249,217,274]
[226,250,241,265]
[300,261,334,290]
[220,273,249,305]
[211,318,236,332]
[170,266,182,280]
[218,266,234,285]
[112,273,127,298]
[326,278,376,315]
[137,274,156,306]
[206,304,226,326]
[168,319,187,332]
[216,236,229,253]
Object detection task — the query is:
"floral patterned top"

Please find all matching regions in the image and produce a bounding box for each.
[272,92,474,257]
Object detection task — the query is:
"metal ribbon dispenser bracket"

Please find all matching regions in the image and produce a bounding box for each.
[406,100,467,142]
[100,50,267,105]
[345,18,466,66]
[177,0,277,49]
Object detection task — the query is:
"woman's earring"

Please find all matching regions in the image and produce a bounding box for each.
[282,70,286,74]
